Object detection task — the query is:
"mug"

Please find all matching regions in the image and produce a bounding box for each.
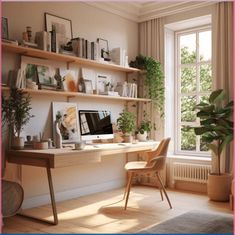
[74,142,85,150]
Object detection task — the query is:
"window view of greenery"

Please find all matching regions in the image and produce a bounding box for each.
[178,30,212,153]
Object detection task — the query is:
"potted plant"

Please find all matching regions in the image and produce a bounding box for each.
[2,88,34,149]
[136,111,155,141]
[129,55,165,116]
[117,110,136,143]
[193,89,233,201]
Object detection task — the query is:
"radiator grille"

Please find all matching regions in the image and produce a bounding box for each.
[173,162,211,184]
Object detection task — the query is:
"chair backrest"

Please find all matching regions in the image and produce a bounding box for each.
[146,138,171,171]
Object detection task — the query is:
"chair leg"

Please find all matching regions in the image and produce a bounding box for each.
[159,189,164,201]
[123,172,130,200]
[156,172,172,209]
[124,172,133,210]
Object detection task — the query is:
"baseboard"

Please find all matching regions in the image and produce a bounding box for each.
[22,178,125,209]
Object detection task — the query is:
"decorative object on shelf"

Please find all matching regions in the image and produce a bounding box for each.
[97,38,111,61]
[110,47,128,67]
[60,69,77,92]
[54,68,64,90]
[52,102,79,143]
[35,31,51,51]
[74,141,85,150]
[136,111,154,142]
[129,55,165,116]
[55,120,63,149]
[45,12,73,45]
[2,17,9,39]
[117,109,136,143]
[83,79,93,94]
[96,73,112,94]
[2,88,34,149]
[193,89,234,201]
[26,26,32,42]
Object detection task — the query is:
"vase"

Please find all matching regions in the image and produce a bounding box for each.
[137,131,148,142]
[123,134,133,143]
[55,121,62,148]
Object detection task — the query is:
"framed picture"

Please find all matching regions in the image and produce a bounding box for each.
[21,56,56,88]
[45,12,73,42]
[2,17,8,39]
[83,79,93,94]
[96,73,112,94]
[60,69,78,92]
[52,102,80,143]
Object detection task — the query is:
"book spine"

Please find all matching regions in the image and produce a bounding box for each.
[51,25,56,53]
[91,42,94,60]
[87,41,91,60]
[47,32,51,52]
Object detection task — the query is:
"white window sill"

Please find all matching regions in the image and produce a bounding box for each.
[168,155,211,162]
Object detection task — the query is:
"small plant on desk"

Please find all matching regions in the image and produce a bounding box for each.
[117,109,136,143]
[2,88,34,149]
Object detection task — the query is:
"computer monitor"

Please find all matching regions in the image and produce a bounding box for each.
[78,110,114,141]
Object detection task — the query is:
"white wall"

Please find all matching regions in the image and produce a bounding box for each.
[2,2,138,208]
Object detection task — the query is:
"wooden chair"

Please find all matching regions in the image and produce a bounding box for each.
[123,138,172,210]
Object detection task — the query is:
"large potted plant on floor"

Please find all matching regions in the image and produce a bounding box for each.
[117,109,136,143]
[2,88,34,149]
[193,89,233,201]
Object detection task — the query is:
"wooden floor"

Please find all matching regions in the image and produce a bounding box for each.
[2,186,232,234]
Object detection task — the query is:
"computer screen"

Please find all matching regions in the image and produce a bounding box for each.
[78,110,114,141]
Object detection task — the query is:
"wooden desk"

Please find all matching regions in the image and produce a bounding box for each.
[7,141,159,225]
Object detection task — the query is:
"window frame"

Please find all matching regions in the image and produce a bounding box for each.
[174,25,212,157]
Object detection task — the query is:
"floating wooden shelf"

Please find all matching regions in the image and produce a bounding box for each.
[2,42,140,73]
[2,87,151,102]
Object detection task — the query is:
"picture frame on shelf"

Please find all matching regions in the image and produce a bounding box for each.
[21,56,56,89]
[52,102,80,143]
[83,79,93,94]
[96,73,112,94]
[60,69,78,92]
[45,12,73,43]
[2,17,8,39]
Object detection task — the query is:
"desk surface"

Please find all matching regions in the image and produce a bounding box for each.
[7,141,159,168]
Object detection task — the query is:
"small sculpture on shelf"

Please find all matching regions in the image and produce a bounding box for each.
[54,68,64,91]
[55,113,63,149]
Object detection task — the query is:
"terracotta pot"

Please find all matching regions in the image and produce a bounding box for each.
[207,173,232,201]
[123,134,133,143]
[137,131,147,142]
[12,137,24,150]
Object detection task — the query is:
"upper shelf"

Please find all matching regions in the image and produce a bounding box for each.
[2,42,140,73]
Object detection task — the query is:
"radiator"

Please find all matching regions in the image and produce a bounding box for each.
[173,162,211,184]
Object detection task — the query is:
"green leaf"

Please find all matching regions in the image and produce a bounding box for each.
[209,89,225,104]
[218,135,233,154]
[194,127,208,135]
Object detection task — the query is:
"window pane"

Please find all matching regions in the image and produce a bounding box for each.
[200,64,212,91]
[181,125,196,150]
[199,31,211,61]
[180,66,196,93]
[180,34,196,64]
[199,95,209,103]
[181,96,196,122]
[200,135,209,151]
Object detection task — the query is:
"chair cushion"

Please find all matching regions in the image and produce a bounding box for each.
[125,161,148,170]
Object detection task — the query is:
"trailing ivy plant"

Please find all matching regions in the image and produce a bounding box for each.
[129,55,165,116]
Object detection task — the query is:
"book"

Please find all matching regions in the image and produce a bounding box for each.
[51,25,56,53]
[35,31,51,51]
[87,41,91,60]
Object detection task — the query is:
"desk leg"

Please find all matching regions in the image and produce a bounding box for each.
[18,165,58,225]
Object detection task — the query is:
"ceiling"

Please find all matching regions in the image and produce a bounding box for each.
[85,1,216,22]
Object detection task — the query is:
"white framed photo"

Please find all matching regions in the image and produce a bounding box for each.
[96,73,112,94]
[83,79,93,94]
[52,102,80,143]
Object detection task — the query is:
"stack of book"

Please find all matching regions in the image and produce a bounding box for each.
[110,48,129,67]
[71,37,99,60]
[115,82,137,98]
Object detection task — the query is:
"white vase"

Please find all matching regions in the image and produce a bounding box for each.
[137,131,147,142]
[12,137,24,150]
[55,121,62,148]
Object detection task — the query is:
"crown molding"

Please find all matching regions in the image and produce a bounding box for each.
[85,2,217,23]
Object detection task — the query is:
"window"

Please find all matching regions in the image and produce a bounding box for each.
[175,26,212,155]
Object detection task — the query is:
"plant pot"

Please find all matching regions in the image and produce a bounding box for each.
[207,173,232,202]
[137,131,147,142]
[123,134,133,143]
[12,137,24,150]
